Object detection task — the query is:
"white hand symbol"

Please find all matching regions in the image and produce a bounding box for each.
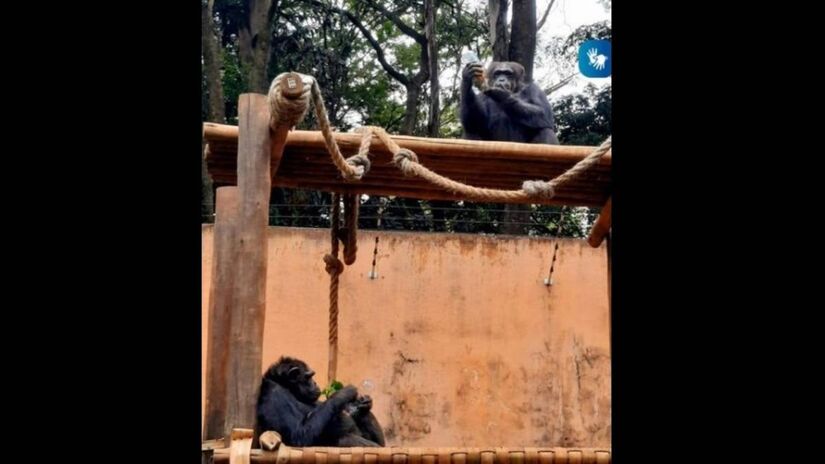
[587,48,608,70]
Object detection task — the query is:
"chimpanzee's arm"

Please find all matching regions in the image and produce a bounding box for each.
[289,386,358,446]
[460,63,491,139]
[485,84,555,130]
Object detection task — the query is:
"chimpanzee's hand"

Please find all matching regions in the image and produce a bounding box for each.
[484,88,511,102]
[331,385,358,404]
[462,63,484,85]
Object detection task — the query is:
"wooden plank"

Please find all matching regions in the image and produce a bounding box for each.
[587,198,612,248]
[230,429,254,464]
[204,125,609,164]
[203,122,611,207]
[204,186,240,443]
[225,94,275,439]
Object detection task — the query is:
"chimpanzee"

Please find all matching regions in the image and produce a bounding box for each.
[255,356,386,447]
[459,61,559,144]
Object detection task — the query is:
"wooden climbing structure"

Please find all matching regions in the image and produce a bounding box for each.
[204,125,611,208]
[201,72,612,463]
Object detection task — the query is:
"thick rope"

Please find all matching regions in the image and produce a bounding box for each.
[267,73,312,129]
[269,73,611,202]
[374,126,611,201]
[342,194,359,265]
[325,193,343,382]
[309,81,371,181]
[313,88,610,200]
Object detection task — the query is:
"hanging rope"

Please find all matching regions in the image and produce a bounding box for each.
[339,125,609,201]
[267,72,611,202]
[323,192,361,382]
[309,81,371,181]
[324,193,344,382]
[342,194,359,265]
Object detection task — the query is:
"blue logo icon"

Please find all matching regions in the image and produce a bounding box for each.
[578,39,611,78]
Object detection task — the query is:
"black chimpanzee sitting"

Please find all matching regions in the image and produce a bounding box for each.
[460,61,559,144]
[255,356,385,446]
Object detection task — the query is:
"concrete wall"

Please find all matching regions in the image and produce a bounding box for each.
[202,225,610,447]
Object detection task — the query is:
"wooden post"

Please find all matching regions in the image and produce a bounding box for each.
[587,197,612,248]
[224,94,274,440]
[204,187,240,443]
[223,85,300,441]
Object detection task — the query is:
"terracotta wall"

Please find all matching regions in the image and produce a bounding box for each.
[202,226,610,447]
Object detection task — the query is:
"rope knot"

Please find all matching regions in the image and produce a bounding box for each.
[323,254,344,275]
[522,180,556,198]
[268,72,312,130]
[393,148,419,176]
[343,154,371,180]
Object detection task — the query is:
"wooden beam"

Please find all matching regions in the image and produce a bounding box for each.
[587,197,612,248]
[204,187,240,443]
[203,122,611,207]
[203,124,611,164]
[224,93,277,439]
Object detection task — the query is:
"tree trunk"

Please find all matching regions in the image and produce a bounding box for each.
[509,0,537,81]
[203,0,226,122]
[202,0,225,218]
[425,0,440,138]
[502,0,538,233]
[401,84,420,135]
[239,0,276,94]
[489,0,509,61]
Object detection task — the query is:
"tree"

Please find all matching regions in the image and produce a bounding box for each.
[425,0,441,138]
[239,0,278,94]
[553,84,611,146]
[489,0,509,61]
[509,0,537,81]
[202,0,226,220]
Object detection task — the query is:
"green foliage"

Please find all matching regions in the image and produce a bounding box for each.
[221,45,245,124]
[553,84,611,146]
[321,380,344,399]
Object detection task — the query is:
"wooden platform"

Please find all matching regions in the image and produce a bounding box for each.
[210,446,612,464]
[203,123,611,207]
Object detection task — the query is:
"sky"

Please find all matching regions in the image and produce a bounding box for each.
[537,0,612,96]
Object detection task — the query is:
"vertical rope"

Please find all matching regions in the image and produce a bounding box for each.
[324,193,343,382]
[342,194,359,265]
[324,193,362,382]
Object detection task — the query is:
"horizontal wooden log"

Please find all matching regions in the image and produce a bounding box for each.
[203,123,611,207]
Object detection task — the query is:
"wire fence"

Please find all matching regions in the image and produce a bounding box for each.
[201,196,601,238]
